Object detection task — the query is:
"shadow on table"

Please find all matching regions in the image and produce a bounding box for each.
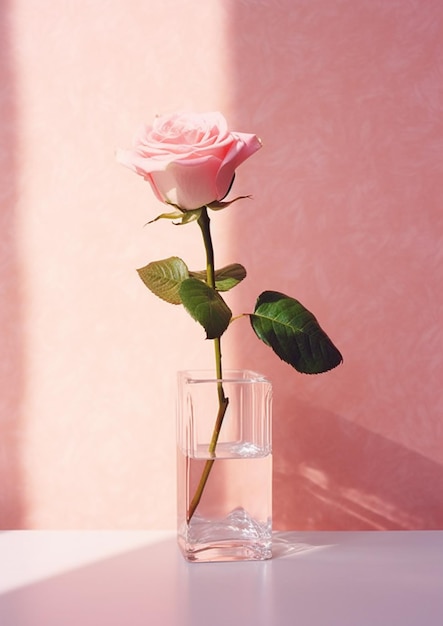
[0,535,294,626]
[0,537,184,626]
[1,531,442,626]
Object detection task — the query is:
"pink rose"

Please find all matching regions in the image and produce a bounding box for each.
[117,111,261,210]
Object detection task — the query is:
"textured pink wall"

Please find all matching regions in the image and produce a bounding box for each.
[225,0,443,529]
[0,0,442,529]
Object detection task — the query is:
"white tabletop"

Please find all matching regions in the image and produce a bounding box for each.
[0,530,442,626]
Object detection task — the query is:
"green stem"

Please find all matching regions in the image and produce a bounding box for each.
[186,208,229,523]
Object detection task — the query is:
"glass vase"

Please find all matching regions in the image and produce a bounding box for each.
[176,369,272,562]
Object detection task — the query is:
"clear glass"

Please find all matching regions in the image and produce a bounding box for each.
[176,370,272,562]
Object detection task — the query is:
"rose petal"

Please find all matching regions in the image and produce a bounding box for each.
[117,112,261,211]
[215,132,262,198]
[157,156,222,209]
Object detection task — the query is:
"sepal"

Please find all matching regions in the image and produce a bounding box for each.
[148,202,202,225]
[207,196,251,211]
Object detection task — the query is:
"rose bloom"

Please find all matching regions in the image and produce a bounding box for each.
[117,111,261,211]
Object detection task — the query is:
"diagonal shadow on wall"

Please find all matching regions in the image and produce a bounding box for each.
[227,0,443,530]
[273,397,443,530]
[0,0,25,528]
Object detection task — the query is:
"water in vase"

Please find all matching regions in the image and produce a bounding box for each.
[177,442,272,562]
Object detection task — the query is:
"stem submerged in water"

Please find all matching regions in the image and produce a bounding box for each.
[186,208,229,523]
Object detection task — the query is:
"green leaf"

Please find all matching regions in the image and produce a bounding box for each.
[250,291,343,374]
[179,278,232,339]
[137,257,189,304]
[190,263,247,292]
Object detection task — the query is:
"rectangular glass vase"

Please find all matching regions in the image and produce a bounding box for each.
[176,370,272,562]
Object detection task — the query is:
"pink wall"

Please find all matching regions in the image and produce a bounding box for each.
[0,0,442,529]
